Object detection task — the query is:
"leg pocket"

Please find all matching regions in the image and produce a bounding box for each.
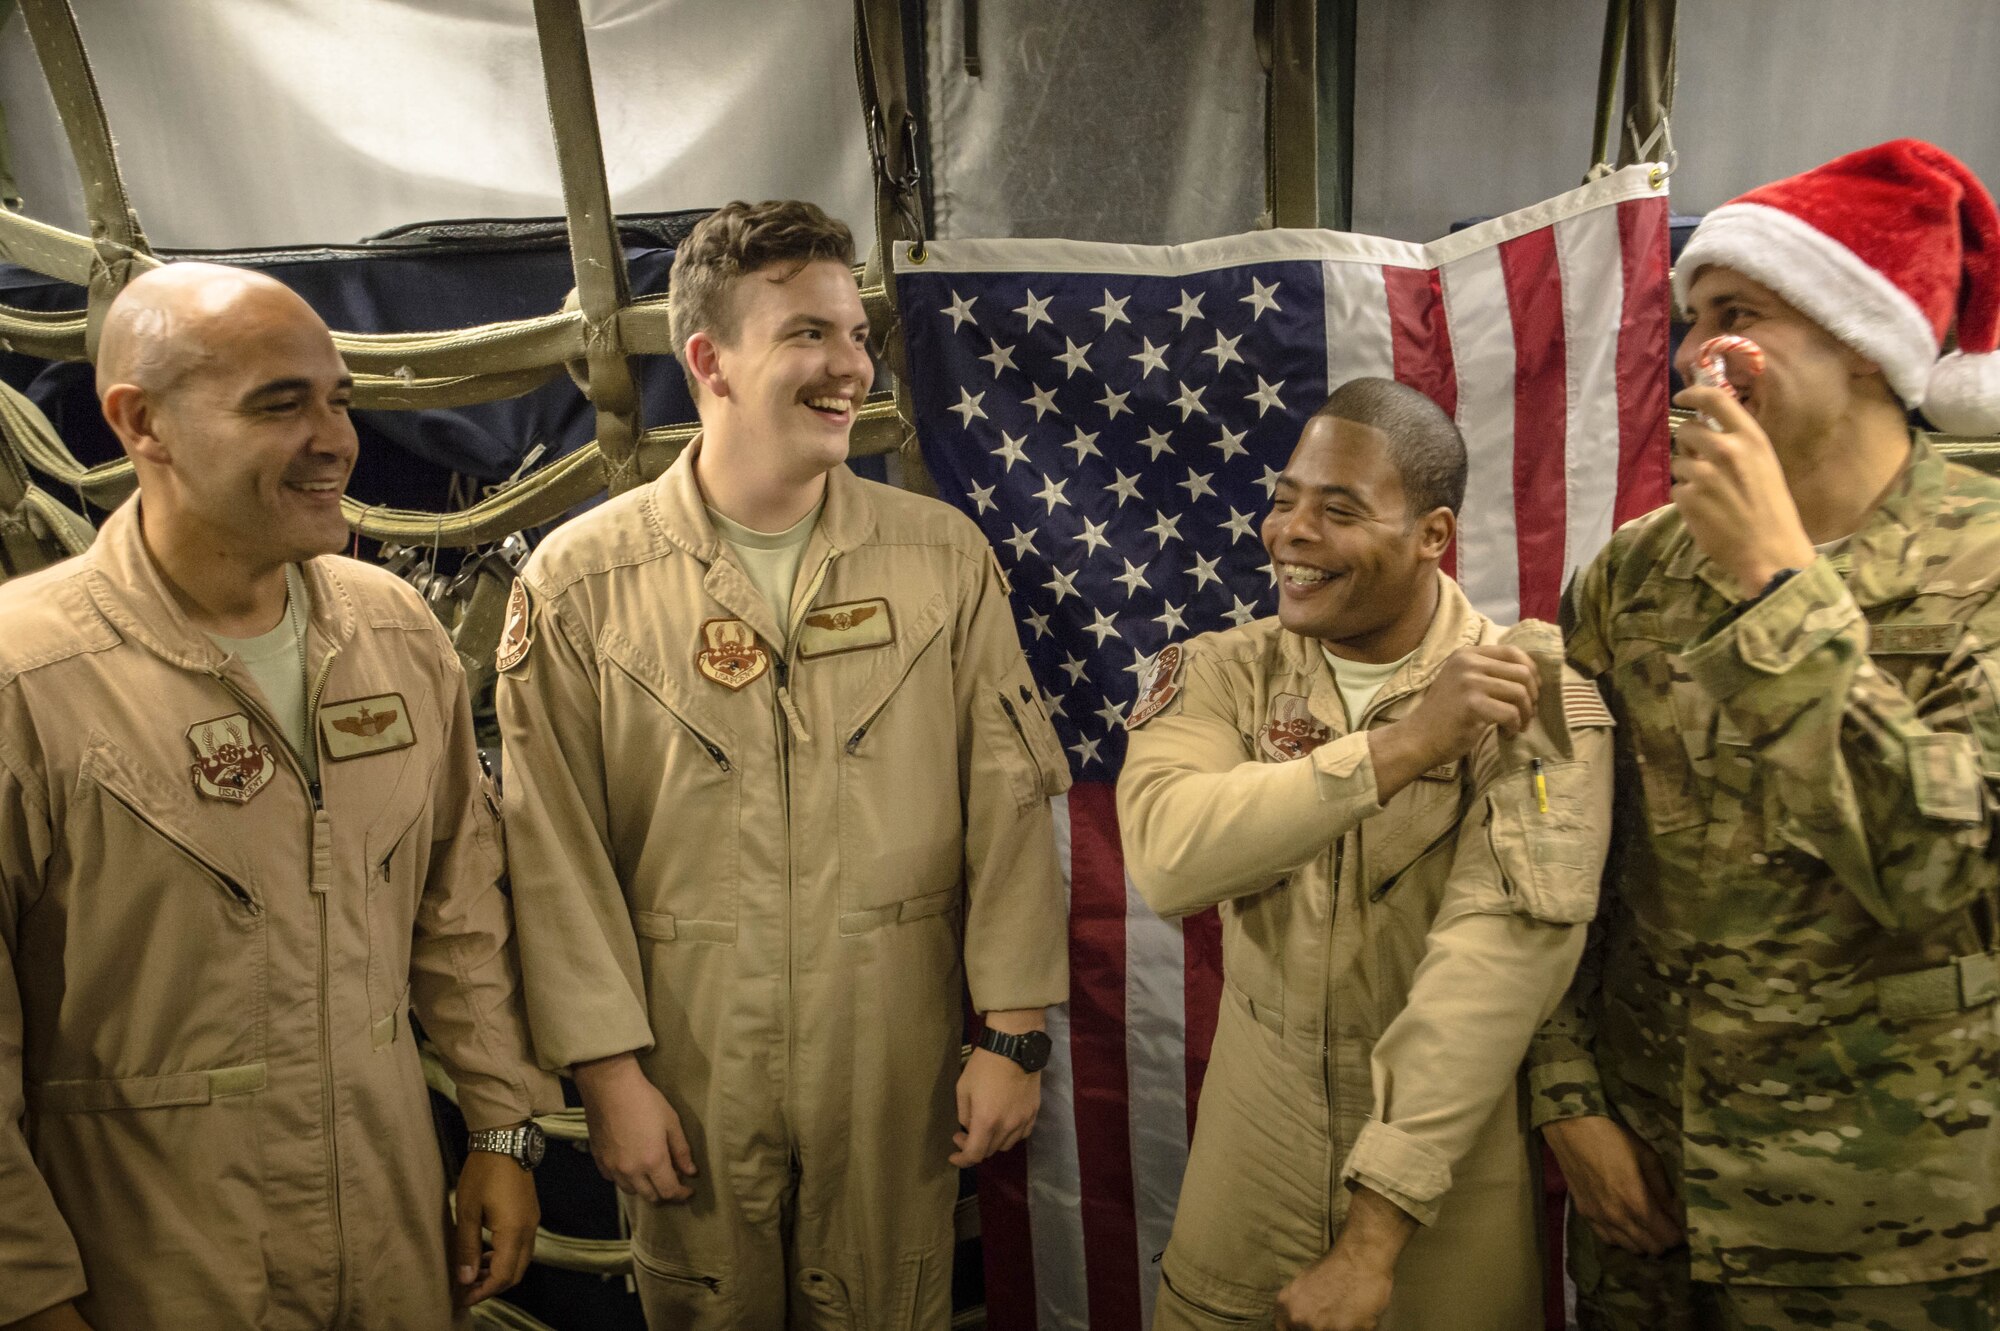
[1154,1260,1270,1329]
[631,1244,732,1328]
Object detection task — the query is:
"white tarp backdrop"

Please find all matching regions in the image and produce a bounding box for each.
[0,0,875,250]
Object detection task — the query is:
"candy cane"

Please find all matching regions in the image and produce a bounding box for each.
[1692,334,1765,429]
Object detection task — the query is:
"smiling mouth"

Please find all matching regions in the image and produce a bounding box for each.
[1279,562,1343,589]
[804,395,854,422]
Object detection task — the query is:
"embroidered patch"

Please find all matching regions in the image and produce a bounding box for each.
[1561,679,1616,729]
[1872,623,1959,656]
[319,693,418,762]
[186,713,276,804]
[1125,643,1185,730]
[696,618,770,690]
[1258,693,1330,762]
[1420,757,1460,782]
[798,598,896,659]
[495,579,533,672]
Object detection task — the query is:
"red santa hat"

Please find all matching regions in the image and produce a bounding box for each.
[1673,138,2000,435]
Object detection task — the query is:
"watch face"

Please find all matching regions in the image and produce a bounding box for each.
[521,1122,547,1170]
[1017,1029,1053,1074]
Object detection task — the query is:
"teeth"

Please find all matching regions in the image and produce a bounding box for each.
[1281,563,1333,585]
[806,396,851,413]
[292,481,340,492]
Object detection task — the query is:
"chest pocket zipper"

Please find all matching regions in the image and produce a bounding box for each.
[843,620,948,755]
[604,652,733,771]
[98,782,260,914]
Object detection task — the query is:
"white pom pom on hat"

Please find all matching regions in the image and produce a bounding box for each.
[1673,138,2000,436]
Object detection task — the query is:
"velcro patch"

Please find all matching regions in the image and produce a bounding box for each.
[696,619,770,690]
[186,712,276,803]
[1126,643,1185,730]
[798,598,896,659]
[319,693,417,762]
[1872,623,1960,656]
[1562,679,1615,729]
[495,579,533,672]
[1258,693,1329,762]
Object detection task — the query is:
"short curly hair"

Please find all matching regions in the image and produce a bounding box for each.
[668,200,856,396]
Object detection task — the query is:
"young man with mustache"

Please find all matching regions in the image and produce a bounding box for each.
[1119,376,1616,1331]
[496,200,1071,1329]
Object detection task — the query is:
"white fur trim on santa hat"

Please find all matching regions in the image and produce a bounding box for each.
[1921,349,2000,435]
[1675,202,1940,408]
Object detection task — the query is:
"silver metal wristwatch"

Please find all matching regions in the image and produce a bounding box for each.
[467,1120,547,1171]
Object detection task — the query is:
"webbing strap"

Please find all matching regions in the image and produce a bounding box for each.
[531,0,642,494]
[1262,0,1319,228]
[1617,0,1677,170]
[15,0,158,356]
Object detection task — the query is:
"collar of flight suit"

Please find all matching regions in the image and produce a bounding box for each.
[79,494,358,673]
[643,434,882,646]
[1660,432,1942,610]
[1274,570,1487,735]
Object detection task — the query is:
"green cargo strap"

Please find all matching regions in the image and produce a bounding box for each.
[1877,951,2000,1021]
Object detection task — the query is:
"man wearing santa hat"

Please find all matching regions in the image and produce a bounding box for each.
[1528,139,2000,1328]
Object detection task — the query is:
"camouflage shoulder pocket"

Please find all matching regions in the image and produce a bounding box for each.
[1908,731,1985,824]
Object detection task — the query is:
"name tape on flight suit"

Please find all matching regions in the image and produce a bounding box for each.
[186,712,277,804]
[697,618,771,689]
[1258,693,1330,762]
[319,694,418,762]
[1126,643,1184,730]
[797,598,896,659]
[496,579,533,672]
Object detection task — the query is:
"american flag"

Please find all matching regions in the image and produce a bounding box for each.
[895,164,1671,1331]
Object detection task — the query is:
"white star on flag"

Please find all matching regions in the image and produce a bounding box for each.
[1024,383,1059,420]
[1023,608,1050,639]
[1060,654,1089,684]
[1136,427,1173,460]
[1082,608,1120,645]
[942,290,977,331]
[1122,647,1158,681]
[1222,507,1259,542]
[1014,289,1053,330]
[1002,523,1038,558]
[979,339,1017,376]
[1145,510,1184,546]
[1107,470,1143,505]
[992,431,1029,471]
[1129,338,1169,377]
[1152,601,1189,634]
[968,481,996,514]
[1170,289,1205,328]
[1178,469,1216,502]
[1043,566,1080,603]
[1112,558,1151,596]
[1097,386,1132,420]
[1055,337,1094,378]
[1248,376,1286,416]
[1213,425,1249,461]
[1240,276,1282,319]
[1092,290,1131,327]
[1223,595,1260,627]
[949,388,987,427]
[1256,464,1284,496]
[1094,698,1127,731]
[1186,551,1222,590]
[1069,733,1103,767]
[1170,380,1209,421]
[1203,330,1244,369]
[1073,515,1112,555]
[1063,427,1102,463]
[1032,474,1071,512]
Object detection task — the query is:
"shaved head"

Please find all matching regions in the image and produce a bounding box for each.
[95,262,318,401]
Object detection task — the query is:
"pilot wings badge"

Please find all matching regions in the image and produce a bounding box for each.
[186,713,276,803]
[318,693,417,761]
[696,619,769,690]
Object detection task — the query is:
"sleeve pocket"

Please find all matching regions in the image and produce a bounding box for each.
[1908,731,1985,825]
[1484,758,1606,925]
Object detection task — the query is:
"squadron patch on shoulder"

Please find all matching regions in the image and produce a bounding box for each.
[495,579,533,673]
[696,618,770,690]
[797,597,895,659]
[1258,693,1330,762]
[319,693,417,762]
[186,712,276,804]
[1125,643,1185,730]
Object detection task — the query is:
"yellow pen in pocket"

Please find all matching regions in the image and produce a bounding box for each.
[1532,758,1550,815]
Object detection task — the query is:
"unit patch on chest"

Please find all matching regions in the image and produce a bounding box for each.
[186,712,276,804]
[696,618,771,689]
[798,598,896,659]
[319,693,418,762]
[1258,693,1330,762]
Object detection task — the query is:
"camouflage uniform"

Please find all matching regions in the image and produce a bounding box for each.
[1530,437,2000,1328]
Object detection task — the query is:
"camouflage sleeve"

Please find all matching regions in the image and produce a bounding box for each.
[1526,894,1612,1126]
[1558,548,1617,682]
[1678,556,2000,930]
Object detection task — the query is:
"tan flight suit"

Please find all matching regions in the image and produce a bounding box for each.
[1119,575,1614,1331]
[496,444,1072,1330]
[0,500,558,1329]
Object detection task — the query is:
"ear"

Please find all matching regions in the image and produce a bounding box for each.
[1413,506,1455,561]
[684,331,729,400]
[100,383,171,465]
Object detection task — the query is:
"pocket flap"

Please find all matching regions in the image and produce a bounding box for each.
[29,1062,266,1113]
[1485,759,1607,924]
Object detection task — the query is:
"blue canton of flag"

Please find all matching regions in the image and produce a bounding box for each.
[900,258,1328,778]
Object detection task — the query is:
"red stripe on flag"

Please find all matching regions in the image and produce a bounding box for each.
[1182,905,1223,1139]
[1065,782,1143,1329]
[978,1140,1037,1330]
[1385,266,1460,578]
[1615,197,1673,523]
[1499,230,1568,621]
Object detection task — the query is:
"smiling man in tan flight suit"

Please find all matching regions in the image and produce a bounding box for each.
[496,200,1072,1330]
[0,264,559,1331]
[1119,378,1616,1331]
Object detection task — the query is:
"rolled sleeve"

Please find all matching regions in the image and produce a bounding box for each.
[1680,557,1859,701]
[1342,1118,1453,1227]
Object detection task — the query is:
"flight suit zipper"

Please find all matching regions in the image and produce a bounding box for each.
[1322,829,1345,1247]
[775,550,838,1133]
[214,644,346,1318]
